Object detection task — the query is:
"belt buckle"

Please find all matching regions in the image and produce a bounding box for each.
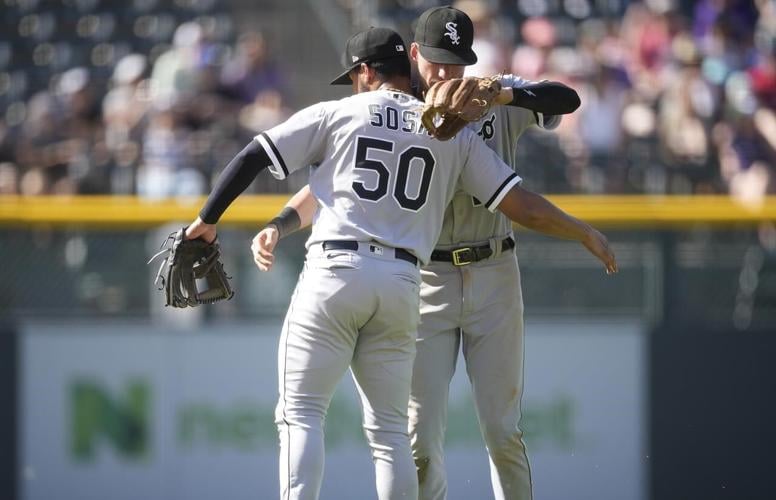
[451,247,473,266]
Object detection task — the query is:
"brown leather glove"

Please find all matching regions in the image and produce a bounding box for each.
[421,75,502,141]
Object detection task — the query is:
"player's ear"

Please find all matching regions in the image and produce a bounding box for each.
[361,63,378,85]
[410,42,419,62]
[349,69,359,92]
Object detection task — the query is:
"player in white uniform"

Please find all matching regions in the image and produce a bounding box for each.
[253,8,587,499]
[187,27,615,500]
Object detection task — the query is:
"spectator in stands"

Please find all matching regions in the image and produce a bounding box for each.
[455,0,510,76]
[56,67,107,193]
[0,162,19,194]
[14,91,68,195]
[748,49,776,109]
[150,21,210,109]
[656,33,717,193]
[101,54,150,194]
[576,61,629,192]
[511,16,557,81]
[220,31,287,104]
[136,106,204,198]
[237,88,291,133]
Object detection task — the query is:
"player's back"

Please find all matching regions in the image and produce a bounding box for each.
[259,89,520,264]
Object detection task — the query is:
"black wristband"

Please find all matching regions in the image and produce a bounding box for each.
[267,207,301,239]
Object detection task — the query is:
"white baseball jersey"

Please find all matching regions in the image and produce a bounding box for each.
[435,74,560,247]
[255,88,522,264]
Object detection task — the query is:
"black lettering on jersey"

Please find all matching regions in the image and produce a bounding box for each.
[394,146,435,211]
[386,106,399,130]
[472,196,483,207]
[352,136,435,212]
[368,104,425,136]
[368,104,383,127]
[353,136,393,201]
[477,113,497,140]
[402,110,417,133]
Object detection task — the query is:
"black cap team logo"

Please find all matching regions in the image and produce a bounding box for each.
[444,22,460,45]
[477,113,497,140]
[414,6,477,65]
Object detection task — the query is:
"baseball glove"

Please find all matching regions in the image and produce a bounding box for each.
[148,227,234,308]
[420,75,502,141]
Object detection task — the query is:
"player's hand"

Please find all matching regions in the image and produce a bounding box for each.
[185,217,217,243]
[251,226,279,272]
[582,228,618,275]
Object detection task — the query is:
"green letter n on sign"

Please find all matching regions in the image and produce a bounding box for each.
[70,378,150,461]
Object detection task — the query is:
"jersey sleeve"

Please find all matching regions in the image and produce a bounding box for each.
[500,73,533,89]
[458,132,522,212]
[254,102,330,180]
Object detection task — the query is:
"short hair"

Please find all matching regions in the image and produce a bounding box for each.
[367,56,410,81]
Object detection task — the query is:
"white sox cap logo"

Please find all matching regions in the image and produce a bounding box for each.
[444,22,460,45]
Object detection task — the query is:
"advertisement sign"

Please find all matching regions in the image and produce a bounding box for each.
[20,320,644,500]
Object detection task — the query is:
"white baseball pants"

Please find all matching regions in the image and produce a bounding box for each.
[276,243,421,500]
[409,252,532,500]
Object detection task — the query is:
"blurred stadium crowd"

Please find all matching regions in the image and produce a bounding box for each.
[0,0,774,198]
[446,0,776,199]
[0,0,292,197]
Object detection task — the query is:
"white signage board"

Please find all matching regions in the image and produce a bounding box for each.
[20,320,644,500]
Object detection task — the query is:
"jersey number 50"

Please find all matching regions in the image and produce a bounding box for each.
[352,136,435,212]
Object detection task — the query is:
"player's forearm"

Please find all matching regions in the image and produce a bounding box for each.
[265,185,316,239]
[497,186,594,242]
[200,139,270,223]
[284,185,317,229]
[506,81,580,115]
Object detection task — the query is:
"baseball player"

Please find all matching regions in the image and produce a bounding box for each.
[252,7,586,500]
[188,26,614,500]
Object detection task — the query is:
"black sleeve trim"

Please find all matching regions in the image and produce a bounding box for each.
[199,140,271,223]
[485,173,519,208]
[259,132,289,178]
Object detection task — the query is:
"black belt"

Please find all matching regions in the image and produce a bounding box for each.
[322,240,418,266]
[430,237,515,266]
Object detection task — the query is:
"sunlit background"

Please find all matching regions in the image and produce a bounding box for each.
[1,1,775,499]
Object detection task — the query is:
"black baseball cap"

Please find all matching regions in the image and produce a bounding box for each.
[414,6,477,65]
[330,27,408,85]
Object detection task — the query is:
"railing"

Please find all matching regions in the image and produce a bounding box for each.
[2,195,775,227]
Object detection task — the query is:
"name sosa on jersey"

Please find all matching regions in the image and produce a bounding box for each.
[369,96,498,140]
[368,99,426,135]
